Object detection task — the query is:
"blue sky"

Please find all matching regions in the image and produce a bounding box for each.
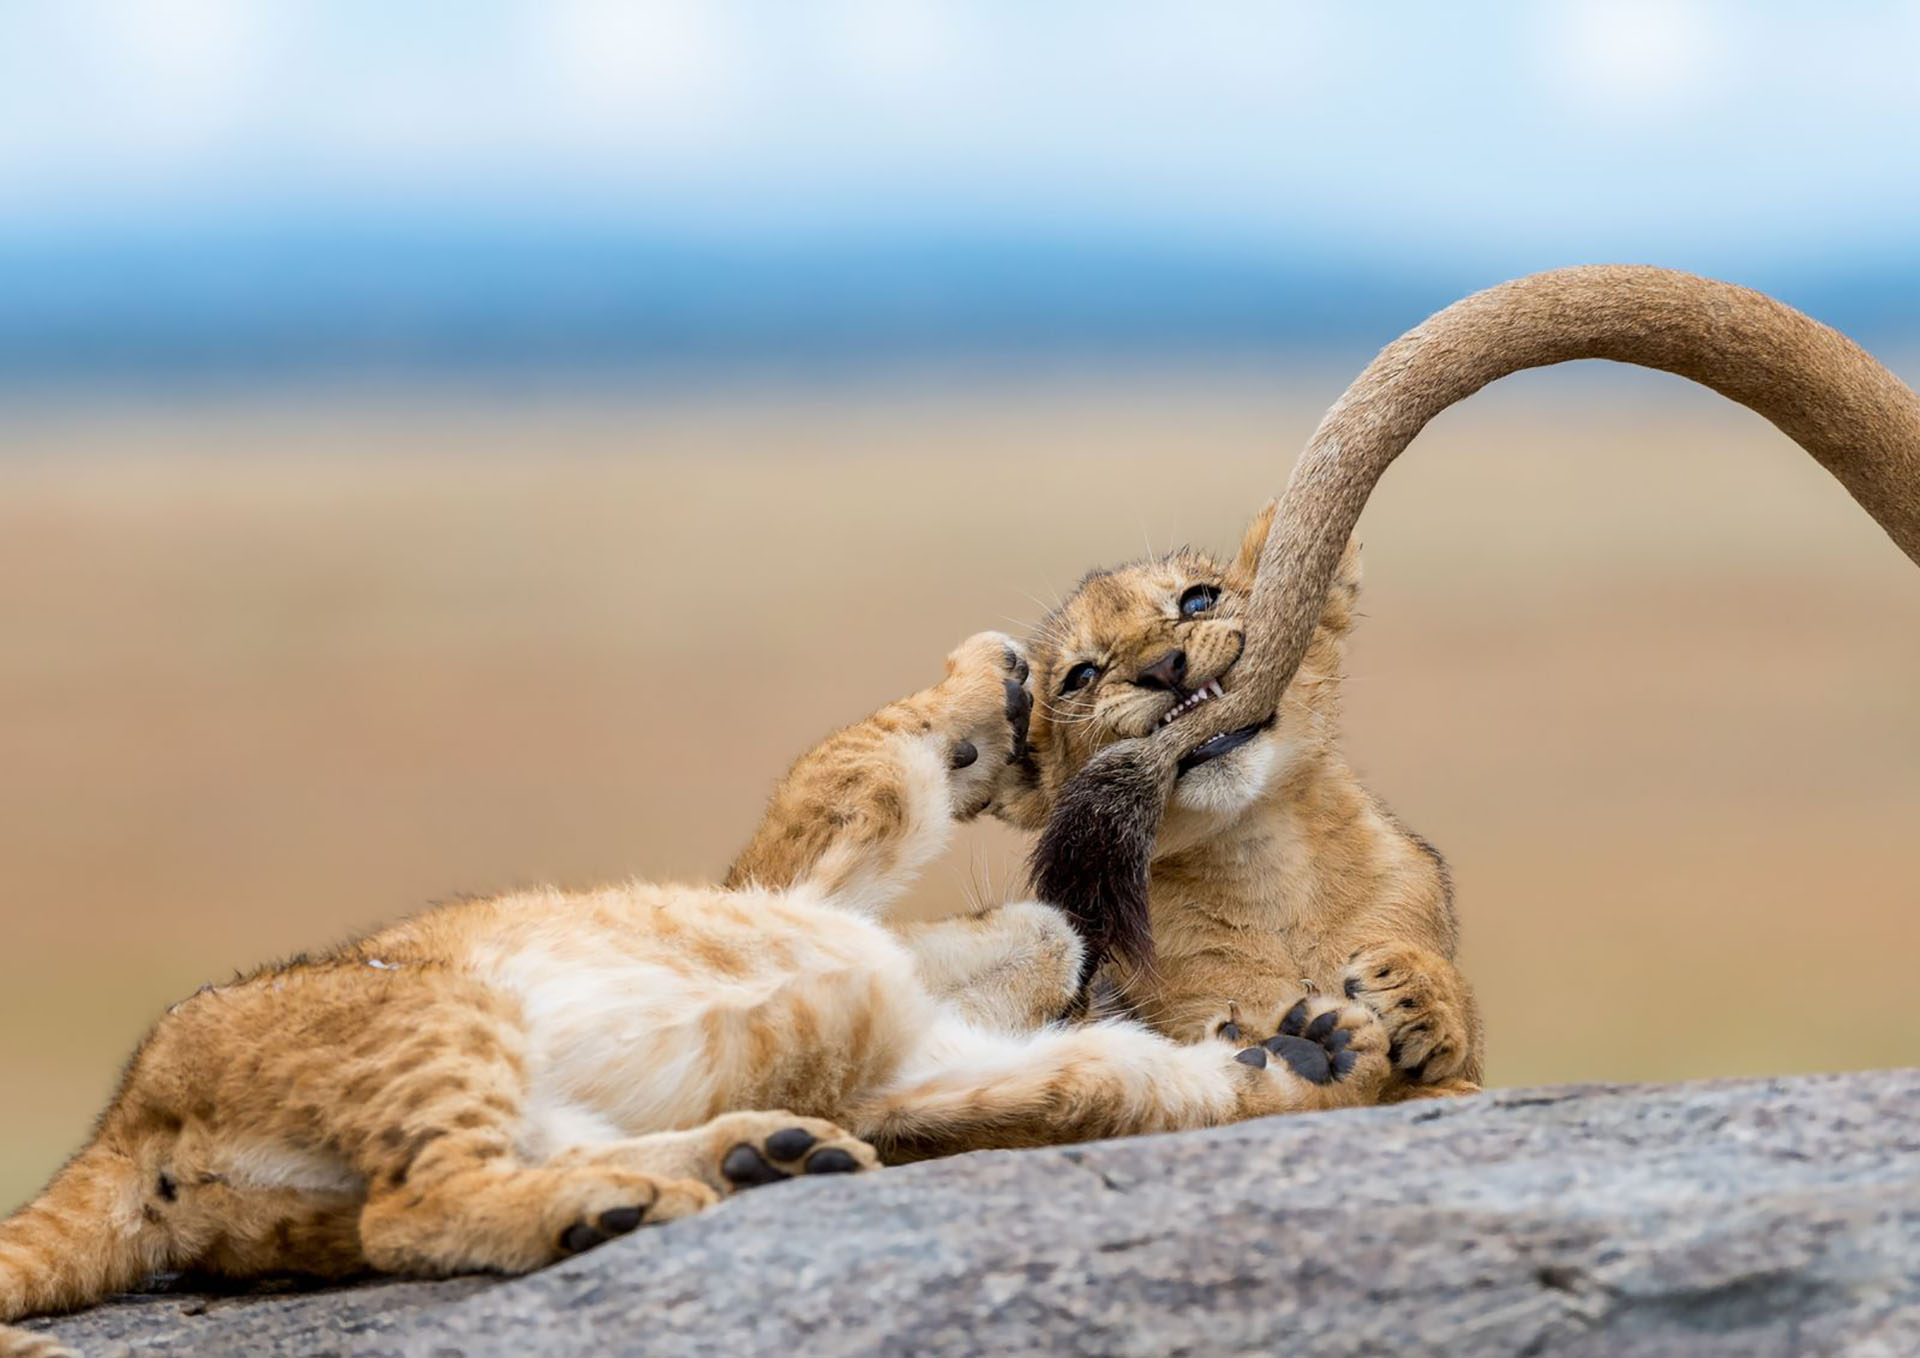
[4,2,1919,377]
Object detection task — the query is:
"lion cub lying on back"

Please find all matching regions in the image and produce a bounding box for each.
[2,632,1393,1354]
[997,504,1483,1098]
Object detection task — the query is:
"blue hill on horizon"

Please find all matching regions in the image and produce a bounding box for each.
[4,224,1918,390]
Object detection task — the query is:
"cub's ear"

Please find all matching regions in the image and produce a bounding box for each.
[1224,500,1365,629]
[1223,499,1278,594]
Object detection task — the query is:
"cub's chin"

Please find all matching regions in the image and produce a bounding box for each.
[1153,728,1285,852]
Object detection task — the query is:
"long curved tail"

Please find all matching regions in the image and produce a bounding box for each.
[1,1143,159,1339]
[1036,266,1920,970]
[1167,264,1920,766]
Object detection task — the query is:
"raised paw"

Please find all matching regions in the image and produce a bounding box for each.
[703,1112,882,1193]
[937,632,1033,819]
[1228,995,1391,1115]
[1341,943,1479,1087]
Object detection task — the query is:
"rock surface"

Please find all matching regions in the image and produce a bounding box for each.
[27,1069,1920,1356]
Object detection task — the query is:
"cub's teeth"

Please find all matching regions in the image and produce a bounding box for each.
[1205,681,1223,699]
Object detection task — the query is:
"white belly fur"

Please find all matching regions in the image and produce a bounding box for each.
[466,882,933,1159]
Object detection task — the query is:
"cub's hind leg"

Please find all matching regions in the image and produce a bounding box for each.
[359,1155,715,1273]
[726,632,1031,914]
[322,973,716,1275]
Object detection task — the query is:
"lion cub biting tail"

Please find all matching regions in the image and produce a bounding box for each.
[1,633,1391,1355]
[996,507,1483,1099]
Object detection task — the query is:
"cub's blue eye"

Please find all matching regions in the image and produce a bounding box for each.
[1060,662,1101,694]
[1179,584,1220,617]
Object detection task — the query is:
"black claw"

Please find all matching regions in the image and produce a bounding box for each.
[1004,648,1030,684]
[1234,1045,1269,1068]
[722,1144,791,1188]
[1005,678,1033,757]
[1343,974,1362,999]
[597,1206,644,1236]
[804,1147,861,1174]
[1265,1034,1334,1084]
[1279,999,1312,1036]
[1305,1009,1340,1042]
[764,1128,818,1162]
[560,1223,607,1254]
[950,740,979,770]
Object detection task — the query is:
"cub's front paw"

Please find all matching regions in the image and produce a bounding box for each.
[938,632,1031,818]
[1342,943,1476,1087]
[1228,994,1391,1113]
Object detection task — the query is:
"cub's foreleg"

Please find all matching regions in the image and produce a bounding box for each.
[726,632,1031,916]
[856,995,1391,1162]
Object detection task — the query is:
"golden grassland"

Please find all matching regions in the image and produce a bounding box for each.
[3,371,1916,1210]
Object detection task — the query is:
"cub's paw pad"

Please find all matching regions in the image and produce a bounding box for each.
[558,1205,649,1255]
[1264,997,1376,1084]
[763,1127,817,1160]
[716,1117,882,1191]
[804,1147,862,1174]
[950,739,979,770]
[722,1143,791,1188]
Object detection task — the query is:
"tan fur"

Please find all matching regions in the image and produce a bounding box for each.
[1004,514,1481,1094]
[2,632,1388,1352]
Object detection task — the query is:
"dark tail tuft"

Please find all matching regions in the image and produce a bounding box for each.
[1028,739,1172,981]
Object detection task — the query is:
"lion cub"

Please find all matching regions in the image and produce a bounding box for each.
[997,505,1483,1099]
[2,632,1390,1354]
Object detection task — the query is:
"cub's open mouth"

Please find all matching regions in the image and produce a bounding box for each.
[1158,679,1225,727]
[1177,712,1277,775]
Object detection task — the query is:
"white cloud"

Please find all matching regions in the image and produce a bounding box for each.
[536,0,754,151]
[0,0,274,188]
[1547,0,1723,121]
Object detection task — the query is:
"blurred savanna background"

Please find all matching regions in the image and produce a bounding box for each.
[4,2,1919,1213]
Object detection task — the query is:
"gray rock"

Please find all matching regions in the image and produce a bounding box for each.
[26,1069,1920,1357]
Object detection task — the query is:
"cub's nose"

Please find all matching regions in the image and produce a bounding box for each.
[1134,649,1188,691]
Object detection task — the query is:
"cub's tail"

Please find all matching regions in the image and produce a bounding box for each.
[1192,264,1920,756]
[1,1143,161,1354]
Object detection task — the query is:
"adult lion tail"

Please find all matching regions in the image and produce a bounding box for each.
[1184,264,1920,756]
[1,1142,161,1350]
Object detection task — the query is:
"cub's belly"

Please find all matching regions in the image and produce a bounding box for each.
[477,911,934,1154]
